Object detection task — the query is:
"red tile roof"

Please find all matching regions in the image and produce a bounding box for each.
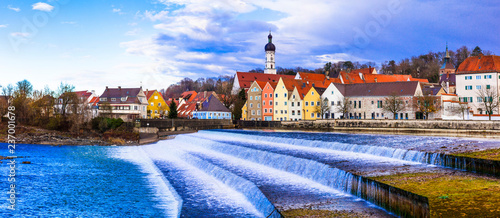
[177,102,197,118]
[236,72,295,89]
[144,90,157,100]
[180,91,197,102]
[457,55,500,74]
[335,81,420,97]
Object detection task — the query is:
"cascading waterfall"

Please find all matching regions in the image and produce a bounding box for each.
[109,146,183,217]
[141,145,281,218]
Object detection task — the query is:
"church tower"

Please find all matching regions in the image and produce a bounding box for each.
[439,43,456,76]
[264,31,276,74]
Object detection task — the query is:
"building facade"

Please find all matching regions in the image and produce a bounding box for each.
[247,81,265,120]
[98,86,148,121]
[262,82,276,121]
[144,89,168,119]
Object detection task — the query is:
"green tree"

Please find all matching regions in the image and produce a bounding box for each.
[471,46,483,56]
[232,88,247,120]
[168,100,178,119]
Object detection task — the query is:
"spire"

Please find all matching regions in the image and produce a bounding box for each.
[445,42,450,58]
[268,30,272,43]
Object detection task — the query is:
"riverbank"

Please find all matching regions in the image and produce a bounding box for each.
[0,123,139,146]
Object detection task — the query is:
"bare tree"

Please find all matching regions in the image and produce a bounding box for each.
[383,92,406,119]
[57,83,77,116]
[449,102,469,120]
[413,93,441,119]
[335,97,352,119]
[477,87,499,120]
[314,97,331,119]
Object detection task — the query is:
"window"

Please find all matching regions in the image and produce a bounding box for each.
[485,75,492,79]
[100,97,107,101]
[311,113,314,117]
[275,110,278,114]
[465,85,472,90]
[487,85,491,89]
[151,102,154,106]
[257,110,260,115]
[312,91,315,95]
[256,96,260,100]
[465,76,472,80]
[317,113,320,118]
[284,93,287,97]
[337,101,340,105]
[134,106,138,110]
[331,91,334,94]
[264,109,268,113]
[257,103,260,108]
[331,101,334,106]
[354,101,357,108]
[469,97,473,102]
[292,110,295,115]
[305,102,309,106]
[251,110,255,115]
[158,103,161,107]
[293,95,296,99]
[311,101,314,106]
[275,93,278,98]
[297,102,300,106]
[292,102,295,107]
[263,101,266,106]
[476,85,482,90]
[275,102,278,106]
[317,101,320,106]
[280,110,283,114]
[359,101,361,108]
[371,101,374,104]
[476,75,482,80]
[477,97,483,102]
[285,102,287,106]
[270,100,273,105]
[298,111,301,115]
[155,110,158,114]
[265,93,268,98]
[250,103,253,108]
[111,98,116,101]
[250,96,253,100]
[285,110,287,114]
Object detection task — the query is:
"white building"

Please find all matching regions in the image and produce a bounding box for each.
[456,55,500,117]
[98,86,148,121]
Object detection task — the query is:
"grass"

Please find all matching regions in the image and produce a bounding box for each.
[455,148,500,161]
[281,209,367,218]
[370,172,500,217]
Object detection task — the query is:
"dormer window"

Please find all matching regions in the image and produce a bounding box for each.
[121,97,127,101]
[111,98,116,101]
[100,97,107,101]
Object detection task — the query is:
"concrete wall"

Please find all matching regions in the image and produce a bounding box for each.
[279,119,500,134]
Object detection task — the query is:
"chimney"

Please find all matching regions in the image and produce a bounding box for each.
[325,70,330,80]
[105,86,108,89]
[146,89,148,92]
[369,65,373,74]
[118,86,121,90]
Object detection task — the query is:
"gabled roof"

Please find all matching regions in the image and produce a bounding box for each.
[457,55,500,74]
[236,72,295,89]
[338,72,429,84]
[177,102,197,118]
[442,61,455,70]
[334,81,420,97]
[191,91,216,102]
[439,73,456,86]
[180,91,197,102]
[199,95,230,112]
[421,85,443,96]
[100,87,144,104]
[144,90,157,100]
[340,67,377,75]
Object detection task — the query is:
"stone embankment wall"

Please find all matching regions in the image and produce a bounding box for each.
[277,120,500,136]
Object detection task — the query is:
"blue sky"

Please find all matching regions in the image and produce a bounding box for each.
[1,0,499,95]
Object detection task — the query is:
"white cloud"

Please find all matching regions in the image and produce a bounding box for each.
[125,28,141,36]
[7,5,20,12]
[113,8,121,13]
[61,21,77,25]
[144,10,169,21]
[32,2,54,12]
[0,24,8,28]
[10,32,30,38]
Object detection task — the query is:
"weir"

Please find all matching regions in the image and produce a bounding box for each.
[175,133,430,217]
[205,130,500,178]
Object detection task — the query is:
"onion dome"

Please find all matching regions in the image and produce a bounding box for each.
[265,32,275,51]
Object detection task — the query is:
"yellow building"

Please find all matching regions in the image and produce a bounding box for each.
[273,78,291,121]
[144,90,169,118]
[303,86,325,120]
[241,101,248,120]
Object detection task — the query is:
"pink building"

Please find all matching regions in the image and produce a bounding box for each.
[262,82,277,121]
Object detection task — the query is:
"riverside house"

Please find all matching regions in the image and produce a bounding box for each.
[98,86,148,121]
[144,89,168,119]
[192,95,232,119]
[246,81,266,120]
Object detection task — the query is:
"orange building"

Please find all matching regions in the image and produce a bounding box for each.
[262,82,277,121]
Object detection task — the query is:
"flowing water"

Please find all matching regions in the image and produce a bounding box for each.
[2,129,497,217]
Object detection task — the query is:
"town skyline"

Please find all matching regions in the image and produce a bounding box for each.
[1,0,499,94]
